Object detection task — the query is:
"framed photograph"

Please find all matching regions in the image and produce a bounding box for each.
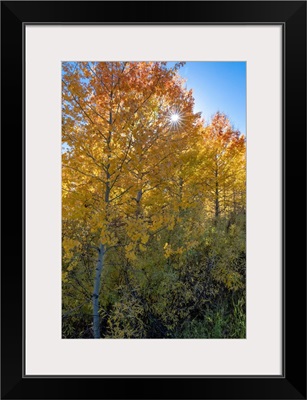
[1,1,306,399]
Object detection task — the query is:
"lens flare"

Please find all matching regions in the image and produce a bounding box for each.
[168,111,183,129]
[170,113,180,123]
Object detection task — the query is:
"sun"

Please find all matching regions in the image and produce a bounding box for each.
[168,111,183,128]
[170,113,180,123]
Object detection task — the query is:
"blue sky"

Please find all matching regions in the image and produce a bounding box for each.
[169,62,246,135]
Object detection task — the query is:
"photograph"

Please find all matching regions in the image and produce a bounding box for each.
[62,61,246,339]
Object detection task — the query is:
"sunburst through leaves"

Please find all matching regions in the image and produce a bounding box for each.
[168,110,184,129]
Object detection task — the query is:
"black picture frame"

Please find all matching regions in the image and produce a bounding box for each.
[1,1,306,399]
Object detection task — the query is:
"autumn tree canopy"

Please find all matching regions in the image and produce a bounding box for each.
[62,61,246,339]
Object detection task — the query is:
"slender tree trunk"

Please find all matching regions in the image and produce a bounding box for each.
[93,243,105,338]
[135,188,143,217]
[233,191,237,214]
[92,77,114,339]
[178,177,183,218]
[215,170,219,218]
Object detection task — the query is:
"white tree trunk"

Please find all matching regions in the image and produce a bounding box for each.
[93,243,105,338]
